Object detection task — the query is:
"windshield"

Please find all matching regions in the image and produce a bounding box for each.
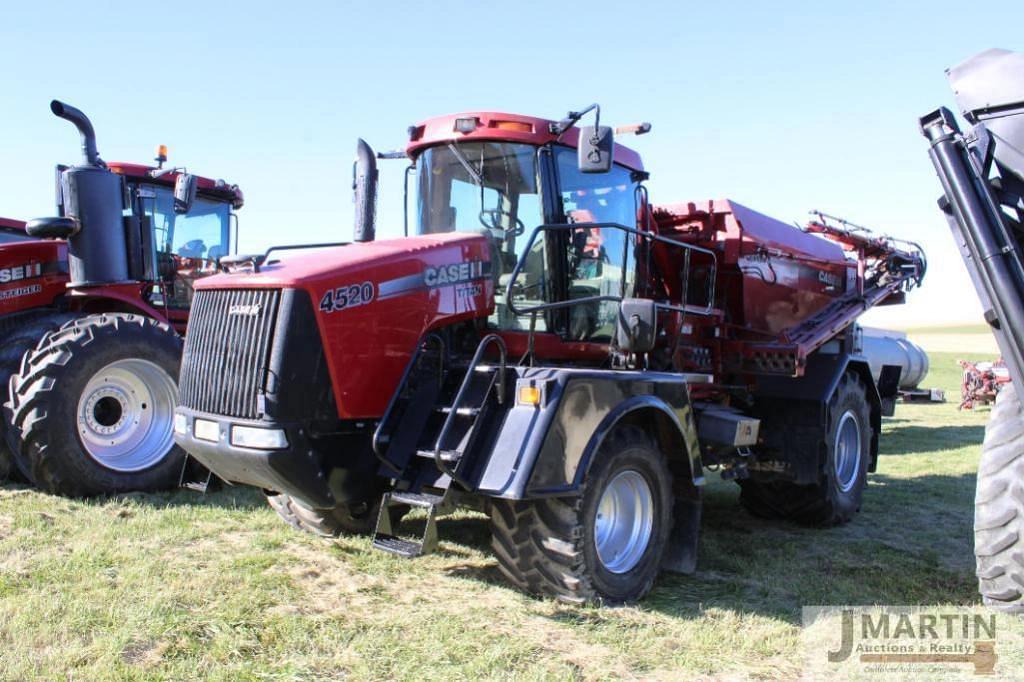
[416,142,543,237]
[139,185,231,263]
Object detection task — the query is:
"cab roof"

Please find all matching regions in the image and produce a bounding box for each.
[106,162,244,208]
[406,111,644,173]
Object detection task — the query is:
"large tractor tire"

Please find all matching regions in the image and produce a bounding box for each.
[0,312,77,481]
[739,370,872,526]
[266,491,407,537]
[974,382,1024,613]
[6,313,185,497]
[489,425,674,604]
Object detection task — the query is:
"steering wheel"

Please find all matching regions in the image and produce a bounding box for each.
[478,208,525,236]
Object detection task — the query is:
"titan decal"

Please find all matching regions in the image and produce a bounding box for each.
[319,282,375,313]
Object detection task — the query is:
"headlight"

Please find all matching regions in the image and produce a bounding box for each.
[231,425,288,450]
[194,418,220,443]
[173,413,188,436]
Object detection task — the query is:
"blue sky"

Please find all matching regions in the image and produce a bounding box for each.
[2,0,1021,326]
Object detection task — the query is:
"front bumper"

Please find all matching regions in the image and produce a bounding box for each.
[173,407,334,508]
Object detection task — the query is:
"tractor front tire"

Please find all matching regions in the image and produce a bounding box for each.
[489,425,674,604]
[975,382,1024,613]
[7,313,186,497]
[266,491,404,537]
[0,312,77,481]
[739,370,872,526]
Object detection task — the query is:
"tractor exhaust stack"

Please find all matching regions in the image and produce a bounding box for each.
[51,100,101,166]
[353,138,378,242]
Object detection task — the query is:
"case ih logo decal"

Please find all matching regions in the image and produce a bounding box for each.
[320,282,375,313]
[375,260,491,303]
[424,261,486,287]
[0,261,43,284]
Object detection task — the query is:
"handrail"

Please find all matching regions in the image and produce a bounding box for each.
[219,241,349,273]
[503,222,718,320]
[432,334,507,489]
[371,333,446,470]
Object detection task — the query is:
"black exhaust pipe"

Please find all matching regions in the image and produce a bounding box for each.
[51,100,101,166]
[353,138,378,242]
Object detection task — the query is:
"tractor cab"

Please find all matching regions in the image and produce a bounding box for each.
[107,162,242,312]
[404,111,649,344]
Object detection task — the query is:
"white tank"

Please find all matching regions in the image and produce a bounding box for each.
[861,327,930,390]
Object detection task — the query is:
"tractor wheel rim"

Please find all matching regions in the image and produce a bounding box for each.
[834,410,862,493]
[594,470,654,574]
[77,358,177,472]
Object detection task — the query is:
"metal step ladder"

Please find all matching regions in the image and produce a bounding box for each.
[371,490,451,558]
[371,334,507,558]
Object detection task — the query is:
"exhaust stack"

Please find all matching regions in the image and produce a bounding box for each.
[353,138,378,242]
[50,100,101,166]
[49,100,129,284]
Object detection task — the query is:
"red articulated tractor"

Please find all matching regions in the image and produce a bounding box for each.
[174,105,924,603]
[0,101,242,497]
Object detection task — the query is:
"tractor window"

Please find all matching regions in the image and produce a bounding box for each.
[554,147,639,342]
[138,184,231,308]
[415,142,550,331]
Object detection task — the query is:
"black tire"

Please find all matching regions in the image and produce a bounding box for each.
[739,371,872,526]
[489,425,674,604]
[0,312,77,481]
[6,313,186,497]
[265,491,406,537]
[975,382,1024,613]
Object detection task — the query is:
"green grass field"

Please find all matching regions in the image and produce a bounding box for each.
[0,348,1012,679]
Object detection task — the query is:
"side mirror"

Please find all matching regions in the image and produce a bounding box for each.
[578,125,614,173]
[615,298,657,353]
[174,173,198,214]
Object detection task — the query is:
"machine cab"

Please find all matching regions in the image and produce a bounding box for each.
[408,114,645,345]
[105,163,241,312]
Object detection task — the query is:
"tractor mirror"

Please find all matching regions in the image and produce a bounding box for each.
[173,173,198,214]
[577,125,614,174]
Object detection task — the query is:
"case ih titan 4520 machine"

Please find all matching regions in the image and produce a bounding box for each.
[0,101,242,497]
[175,106,924,603]
[921,48,1024,613]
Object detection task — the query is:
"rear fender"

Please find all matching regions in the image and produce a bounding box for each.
[67,284,171,326]
[755,352,883,479]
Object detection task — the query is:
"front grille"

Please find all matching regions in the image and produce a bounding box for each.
[179,289,281,419]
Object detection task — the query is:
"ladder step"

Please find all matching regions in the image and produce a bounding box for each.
[415,448,461,463]
[389,490,446,507]
[372,534,426,558]
[437,406,481,417]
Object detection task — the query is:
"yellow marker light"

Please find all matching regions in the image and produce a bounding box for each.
[492,120,533,133]
[518,385,541,406]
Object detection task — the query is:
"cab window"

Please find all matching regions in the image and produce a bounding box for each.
[554,147,639,341]
[415,142,549,331]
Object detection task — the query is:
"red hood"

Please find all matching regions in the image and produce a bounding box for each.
[193,230,496,420]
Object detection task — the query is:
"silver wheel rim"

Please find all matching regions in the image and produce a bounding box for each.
[594,470,654,574]
[76,358,177,472]
[834,410,862,493]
